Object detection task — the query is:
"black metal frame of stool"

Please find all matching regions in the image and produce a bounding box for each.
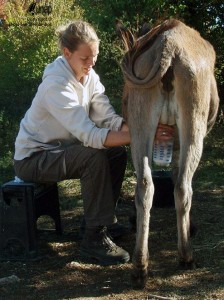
[0,181,62,261]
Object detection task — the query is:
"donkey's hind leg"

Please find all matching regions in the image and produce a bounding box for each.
[174,121,206,268]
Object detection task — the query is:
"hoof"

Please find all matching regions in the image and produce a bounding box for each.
[179,259,198,270]
[131,268,148,290]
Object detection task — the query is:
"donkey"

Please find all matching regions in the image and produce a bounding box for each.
[119,19,219,288]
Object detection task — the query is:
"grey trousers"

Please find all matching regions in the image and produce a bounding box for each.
[14,145,127,227]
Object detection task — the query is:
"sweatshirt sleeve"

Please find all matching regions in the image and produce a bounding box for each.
[44,82,109,149]
[89,74,124,131]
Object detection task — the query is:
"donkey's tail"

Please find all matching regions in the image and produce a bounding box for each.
[121,19,179,89]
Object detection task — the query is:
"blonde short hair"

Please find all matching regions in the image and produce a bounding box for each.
[56,20,100,53]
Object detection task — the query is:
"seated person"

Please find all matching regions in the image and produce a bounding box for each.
[14,20,173,265]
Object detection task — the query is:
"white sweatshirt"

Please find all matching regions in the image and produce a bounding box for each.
[14,56,123,160]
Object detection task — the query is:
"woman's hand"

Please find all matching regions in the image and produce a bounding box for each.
[155,123,175,141]
[121,122,174,141]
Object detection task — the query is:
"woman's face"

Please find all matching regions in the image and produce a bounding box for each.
[63,42,99,82]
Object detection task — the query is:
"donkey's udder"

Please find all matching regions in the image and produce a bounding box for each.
[159,93,176,125]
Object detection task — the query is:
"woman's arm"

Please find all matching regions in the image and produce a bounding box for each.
[103,123,174,148]
[103,130,130,147]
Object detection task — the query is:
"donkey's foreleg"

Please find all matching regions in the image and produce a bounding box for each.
[131,157,154,289]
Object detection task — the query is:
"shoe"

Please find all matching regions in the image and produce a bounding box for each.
[79,218,127,240]
[80,226,130,265]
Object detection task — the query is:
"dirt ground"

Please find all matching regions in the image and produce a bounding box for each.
[0,179,224,300]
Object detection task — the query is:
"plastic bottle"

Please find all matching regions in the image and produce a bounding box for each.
[153,139,174,167]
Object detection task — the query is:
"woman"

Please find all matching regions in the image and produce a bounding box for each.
[14,20,173,265]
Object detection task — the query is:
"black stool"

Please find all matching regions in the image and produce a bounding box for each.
[0,181,62,260]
